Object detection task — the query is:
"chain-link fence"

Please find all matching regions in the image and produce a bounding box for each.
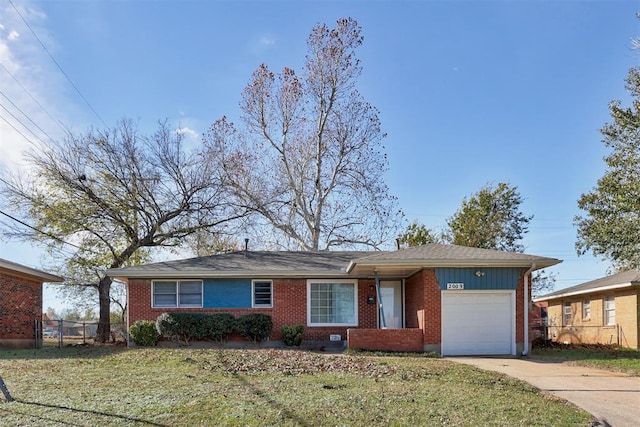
[35,319,128,348]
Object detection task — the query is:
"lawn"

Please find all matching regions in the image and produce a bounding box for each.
[0,347,593,426]
[531,343,640,376]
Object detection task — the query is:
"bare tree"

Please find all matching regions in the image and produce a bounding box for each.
[0,119,245,342]
[204,18,402,251]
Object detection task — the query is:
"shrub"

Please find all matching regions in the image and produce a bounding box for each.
[236,313,273,343]
[203,313,237,342]
[129,320,159,346]
[156,312,205,343]
[281,324,304,346]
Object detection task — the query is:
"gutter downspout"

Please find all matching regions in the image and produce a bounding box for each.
[522,263,536,356]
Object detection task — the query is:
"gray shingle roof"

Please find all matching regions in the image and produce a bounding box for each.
[107,251,375,278]
[107,244,560,279]
[535,269,640,301]
[0,258,64,283]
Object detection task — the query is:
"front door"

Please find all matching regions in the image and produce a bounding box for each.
[379,280,403,328]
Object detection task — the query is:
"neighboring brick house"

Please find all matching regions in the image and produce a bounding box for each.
[0,258,63,349]
[534,270,640,349]
[107,244,560,356]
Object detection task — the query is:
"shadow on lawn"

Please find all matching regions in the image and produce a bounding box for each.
[0,346,128,361]
[9,398,167,426]
[216,352,311,426]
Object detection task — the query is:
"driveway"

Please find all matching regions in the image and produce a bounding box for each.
[448,357,640,427]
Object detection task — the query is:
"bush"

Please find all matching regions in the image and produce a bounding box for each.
[203,313,237,342]
[129,320,159,346]
[156,312,238,343]
[236,313,273,343]
[281,324,304,346]
[155,312,206,343]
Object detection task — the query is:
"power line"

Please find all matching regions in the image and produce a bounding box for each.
[0,89,60,146]
[0,208,84,251]
[8,0,108,128]
[0,61,67,134]
[0,112,44,150]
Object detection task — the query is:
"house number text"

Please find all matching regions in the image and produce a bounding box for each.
[446,283,464,290]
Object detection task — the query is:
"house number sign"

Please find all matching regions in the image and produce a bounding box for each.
[446,283,464,290]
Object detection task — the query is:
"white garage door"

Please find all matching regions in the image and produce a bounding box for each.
[441,291,514,356]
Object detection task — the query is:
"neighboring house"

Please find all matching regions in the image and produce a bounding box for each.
[107,244,560,356]
[534,270,640,349]
[0,258,63,349]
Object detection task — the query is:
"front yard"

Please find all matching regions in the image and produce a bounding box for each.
[0,347,593,426]
[531,343,640,376]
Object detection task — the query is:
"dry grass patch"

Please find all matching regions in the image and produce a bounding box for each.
[0,347,594,426]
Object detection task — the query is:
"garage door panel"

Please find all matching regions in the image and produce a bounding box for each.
[442,291,514,356]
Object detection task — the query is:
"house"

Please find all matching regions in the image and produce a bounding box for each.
[107,244,560,356]
[0,258,63,349]
[534,270,640,349]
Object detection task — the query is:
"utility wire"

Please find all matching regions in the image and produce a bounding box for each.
[0,112,44,150]
[0,61,67,134]
[0,104,47,149]
[0,89,59,145]
[0,208,84,251]
[8,0,108,128]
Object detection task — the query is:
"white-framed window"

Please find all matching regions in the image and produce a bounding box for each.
[152,280,203,308]
[307,279,358,326]
[582,298,591,319]
[563,302,572,326]
[252,280,273,308]
[604,296,616,326]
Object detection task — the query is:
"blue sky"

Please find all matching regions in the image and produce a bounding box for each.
[1,0,638,311]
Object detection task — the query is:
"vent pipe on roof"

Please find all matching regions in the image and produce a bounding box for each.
[244,238,249,256]
[395,238,401,250]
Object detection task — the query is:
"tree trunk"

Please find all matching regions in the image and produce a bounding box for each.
[95,276,112,343]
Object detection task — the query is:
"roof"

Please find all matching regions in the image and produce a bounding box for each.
[107,244,560,280]
[534,269,640,302]
[107,251,373,279]
[0,258,64,283]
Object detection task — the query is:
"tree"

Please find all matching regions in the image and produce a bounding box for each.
[0,119,245,342]
[532,269,557,298]
[575,67,640,270]
[204,18,402,251]
[446,182,532,253]
[397,220,441,247]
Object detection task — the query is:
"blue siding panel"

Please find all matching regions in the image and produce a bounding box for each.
[203,278,251,308]
[435,268,523,290]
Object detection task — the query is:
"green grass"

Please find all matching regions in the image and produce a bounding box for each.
[0,347,593,426]
[531,344,640,376]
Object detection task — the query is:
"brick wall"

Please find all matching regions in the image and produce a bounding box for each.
[347,328,424,352]
[128,278,379,343]
[0,272,42,348]
[405,269,441,345]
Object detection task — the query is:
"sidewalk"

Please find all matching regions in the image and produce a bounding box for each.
[448,357,640,427]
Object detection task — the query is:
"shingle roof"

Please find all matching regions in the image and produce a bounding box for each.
[107,244,560,279]
[0,258,64,283]
[107,251,375,279]
[534,269,640,301]
[353,243,558,265]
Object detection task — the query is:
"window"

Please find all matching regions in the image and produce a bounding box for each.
[604,296,615,326]
[152,280,203,308]
[583,298,591,319]
[563,302,572,326]
[252,280,273,307]
[307,279,358,326]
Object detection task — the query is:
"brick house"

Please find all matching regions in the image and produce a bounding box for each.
[107,244,559,356]
[534,270,640,349]
[0,258,63,349]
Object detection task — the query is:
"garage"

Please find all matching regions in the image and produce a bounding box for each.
[441,290,515,356]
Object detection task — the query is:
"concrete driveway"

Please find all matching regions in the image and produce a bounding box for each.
[448,357,640,427]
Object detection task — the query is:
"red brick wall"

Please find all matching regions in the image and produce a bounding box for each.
[0,272,42,342]
[405,269,441,345]
[347,328,424,352]
[128,278,378,342]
